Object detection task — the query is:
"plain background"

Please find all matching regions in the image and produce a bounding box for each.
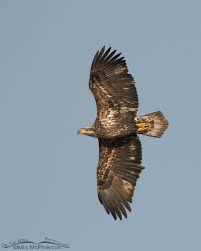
[0,0,200,250]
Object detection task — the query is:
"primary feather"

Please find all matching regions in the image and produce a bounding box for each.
[97,134,144,220]
[89,46,139,138]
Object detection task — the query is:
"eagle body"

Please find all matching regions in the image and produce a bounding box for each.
[78,47,169,220]
[94,110,137,139]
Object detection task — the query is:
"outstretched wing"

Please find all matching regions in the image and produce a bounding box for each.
[89,46,139,138]
[97,134,144,220]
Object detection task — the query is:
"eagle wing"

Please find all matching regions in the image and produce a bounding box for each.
[89,47,139,138]
[97,134,144,220]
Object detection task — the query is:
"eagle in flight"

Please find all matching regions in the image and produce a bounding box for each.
[78,46,169,220]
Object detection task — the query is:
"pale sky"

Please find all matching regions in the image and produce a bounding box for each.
[0,1,200,250]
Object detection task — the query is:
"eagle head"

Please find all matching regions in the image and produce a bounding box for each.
[77,127,97,138]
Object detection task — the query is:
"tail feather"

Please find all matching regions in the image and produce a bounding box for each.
[136,111,169,138]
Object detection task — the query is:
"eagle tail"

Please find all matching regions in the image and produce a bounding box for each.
[136,111,169,138]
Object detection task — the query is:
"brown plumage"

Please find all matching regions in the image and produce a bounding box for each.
[78,46,169,220]
[97,135,144,220]
[89,46,138,138]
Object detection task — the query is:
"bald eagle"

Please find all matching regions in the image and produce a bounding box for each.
[78,47,169,220]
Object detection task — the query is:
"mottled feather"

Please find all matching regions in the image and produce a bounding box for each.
[89,46,139,138]
[97,134,144,220]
